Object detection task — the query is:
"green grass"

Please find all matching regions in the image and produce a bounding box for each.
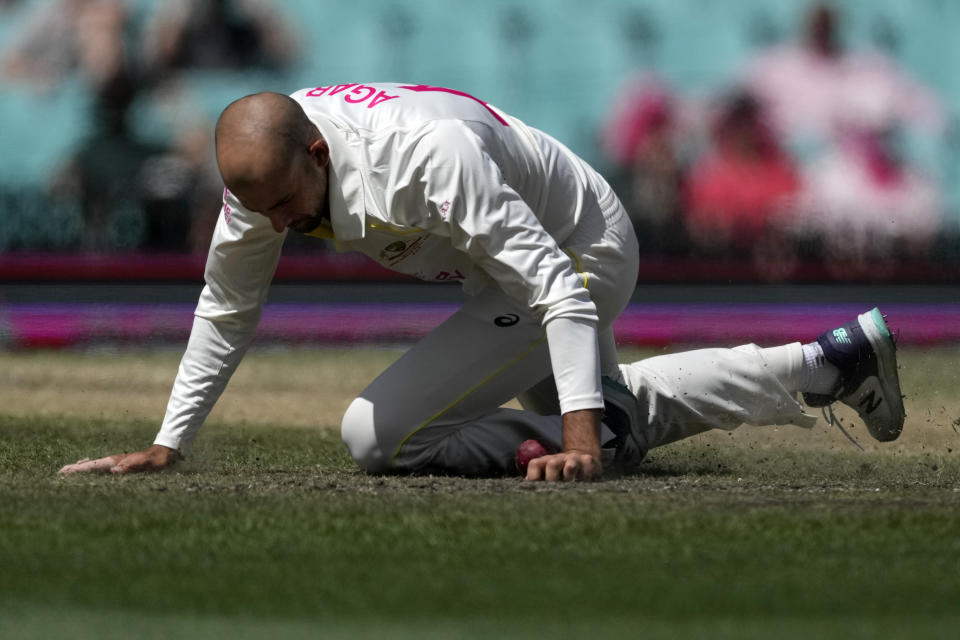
[1,348,959,638]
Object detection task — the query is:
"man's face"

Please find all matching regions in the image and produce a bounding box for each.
[232,141,330,234]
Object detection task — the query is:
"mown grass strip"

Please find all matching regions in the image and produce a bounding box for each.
[1,415,958,638]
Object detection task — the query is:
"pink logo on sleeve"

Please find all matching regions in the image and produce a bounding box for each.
[223,188,232,223]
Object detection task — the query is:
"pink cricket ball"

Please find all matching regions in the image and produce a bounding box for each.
[515,439,550,473]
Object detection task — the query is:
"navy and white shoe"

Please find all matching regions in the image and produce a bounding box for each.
[803,307,905,442]
[601,376,649,473]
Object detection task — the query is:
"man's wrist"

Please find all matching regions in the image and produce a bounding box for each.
[561,408,603,459]
[149,444,181,462]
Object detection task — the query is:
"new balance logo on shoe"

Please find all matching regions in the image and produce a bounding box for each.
[832,328,852,344]
[858,390,883,414]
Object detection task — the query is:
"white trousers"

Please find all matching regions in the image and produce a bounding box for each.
[341,327,817,474]
[339,201,815,476]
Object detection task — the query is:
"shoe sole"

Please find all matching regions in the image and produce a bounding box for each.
[856,308,905,441]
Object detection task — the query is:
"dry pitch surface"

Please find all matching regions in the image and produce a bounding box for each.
[3,345,957,454]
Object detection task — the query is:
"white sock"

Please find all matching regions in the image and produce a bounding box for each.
[800,342,839,395]
[759,342,804,392]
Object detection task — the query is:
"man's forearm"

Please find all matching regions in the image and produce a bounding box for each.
[154,315,256,454]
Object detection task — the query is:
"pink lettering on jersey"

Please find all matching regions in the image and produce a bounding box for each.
[327,83,359,96]
[344,85,376,103]
[305,84,399,109]
[367,90,399,108]
[398,84,509,126]
[434,269,465,281]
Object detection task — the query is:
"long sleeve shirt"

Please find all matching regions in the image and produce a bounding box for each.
[155,82,609,454]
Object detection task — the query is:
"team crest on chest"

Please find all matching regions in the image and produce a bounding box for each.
[380,240,408,260]
[379,236,426,266]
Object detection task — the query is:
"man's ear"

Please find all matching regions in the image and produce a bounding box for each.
[308,138,329,168]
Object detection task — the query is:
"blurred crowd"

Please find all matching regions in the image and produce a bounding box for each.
[601,3,952,277]
[0,0,298,253]
[0,1,956,279]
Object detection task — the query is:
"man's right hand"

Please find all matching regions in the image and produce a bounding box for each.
[58,444,179,475]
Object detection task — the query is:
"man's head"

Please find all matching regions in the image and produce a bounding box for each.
[804,3,839,57]
[215,92,330,233]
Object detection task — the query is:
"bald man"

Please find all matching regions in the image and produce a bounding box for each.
[59,84,904,480]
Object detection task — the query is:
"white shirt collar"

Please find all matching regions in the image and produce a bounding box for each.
[311,114,367,241]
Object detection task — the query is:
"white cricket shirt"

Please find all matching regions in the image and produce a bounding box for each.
[155,83,612,454]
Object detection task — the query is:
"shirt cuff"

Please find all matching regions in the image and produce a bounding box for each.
[544,316,603,414]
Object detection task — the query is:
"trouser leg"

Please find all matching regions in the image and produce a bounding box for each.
[618,343,817,452]
[340,287,599,475]
[339,276,635,476]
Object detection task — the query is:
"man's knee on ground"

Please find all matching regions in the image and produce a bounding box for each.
[340,397,392,473]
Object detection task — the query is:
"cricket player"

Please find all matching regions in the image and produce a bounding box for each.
[59,83,905,481]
